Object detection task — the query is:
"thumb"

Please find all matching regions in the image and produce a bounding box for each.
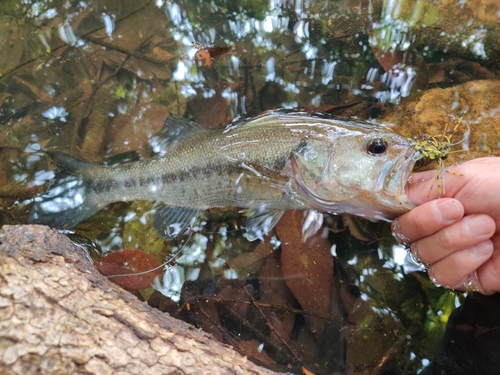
[406,169,445,205]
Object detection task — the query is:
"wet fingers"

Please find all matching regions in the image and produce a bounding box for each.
[474,235,500,294]
[392,198,464,245]
[409,214,495,265]
[428,240,494,293]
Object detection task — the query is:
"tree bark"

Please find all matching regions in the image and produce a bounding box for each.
[0,225,279,375]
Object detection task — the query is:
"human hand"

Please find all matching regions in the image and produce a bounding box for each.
[393,157,500,294]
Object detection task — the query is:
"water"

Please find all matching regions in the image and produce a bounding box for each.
[1,0,500,373]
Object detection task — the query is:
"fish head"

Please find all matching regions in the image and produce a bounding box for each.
[290,130,422,221]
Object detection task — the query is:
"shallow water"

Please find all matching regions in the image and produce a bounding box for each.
[1,0,500,373]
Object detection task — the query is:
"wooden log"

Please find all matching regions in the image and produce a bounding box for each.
[0,225,279,375]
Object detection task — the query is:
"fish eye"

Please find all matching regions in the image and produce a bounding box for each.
[367,138,388,155]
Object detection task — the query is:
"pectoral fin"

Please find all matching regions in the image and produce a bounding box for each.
[152,203,199,240]
[244,209,284,241]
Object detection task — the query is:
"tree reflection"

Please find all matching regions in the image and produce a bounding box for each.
[1,0,500,373]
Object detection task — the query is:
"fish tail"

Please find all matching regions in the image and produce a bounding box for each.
[29,152,101,229]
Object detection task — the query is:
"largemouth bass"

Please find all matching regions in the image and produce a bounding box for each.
[29,111,423,240]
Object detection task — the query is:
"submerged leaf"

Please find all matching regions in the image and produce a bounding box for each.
[193,43,233,68]
[187,82,239,128]
[95,249,163,290]
[0,92,12,107]
[226,252,266,278]
[258,240,297,345]
[106,101,169,157]
[194,48,212,68]
[0,15,23,76]
[239,339,276,370]
[275,211,334,343]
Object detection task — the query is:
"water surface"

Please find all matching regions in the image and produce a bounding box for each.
[1,0,500,373]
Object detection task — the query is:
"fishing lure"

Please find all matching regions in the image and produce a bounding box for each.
[409,113,467,198]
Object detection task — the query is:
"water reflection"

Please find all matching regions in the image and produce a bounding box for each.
[1,0,500,373]
[155,233,207,302]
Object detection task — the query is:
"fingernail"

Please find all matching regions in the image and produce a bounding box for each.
[465,215,493,237]
[391,218,410,245]
[471,240,493,257]
[409,243,429,269]
[427,266,442,287]
[435,199,462,223]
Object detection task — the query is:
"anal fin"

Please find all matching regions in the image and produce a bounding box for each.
[152,203,199,240]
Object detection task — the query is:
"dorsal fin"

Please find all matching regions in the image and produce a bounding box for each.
[148,115,207,155]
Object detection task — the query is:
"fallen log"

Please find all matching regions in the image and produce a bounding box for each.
[0,225,279,375]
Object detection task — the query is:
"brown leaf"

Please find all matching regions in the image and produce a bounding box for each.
[0,92,12,107]
[149,46,174,62]
[287,325,320,365]
[259,241,296,344]
[187,82,240,128]
[193,43,233,68]
[0,15,24,76]
[85,49,127,84]
[429,69,453,84]
[370,47,404,73]
[226,252,266,279]
[106,101,169,157]
[12,76,54,104]
[239,339,276,370]
[206,46,233,59]
[254,236,275,257]
[94,249,163,290]
[275,211,334,343]
[194,49,212,68]
[80,88,117,161]
[216,279,253,319]
[88,4,170,52]
[124,56,172,81]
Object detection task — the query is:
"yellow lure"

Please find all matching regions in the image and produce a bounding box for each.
[408,113,466,198]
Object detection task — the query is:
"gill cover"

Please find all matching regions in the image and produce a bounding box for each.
[291,138,352,206]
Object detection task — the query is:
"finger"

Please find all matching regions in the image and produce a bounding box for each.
[406,170,441,205]
[406,163,472,205]
[393,198,464,243]
[411,214,496,265]
[428,239,494,293]
[476,235,500,294]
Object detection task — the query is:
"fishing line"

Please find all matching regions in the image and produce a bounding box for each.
[105,231,194,279]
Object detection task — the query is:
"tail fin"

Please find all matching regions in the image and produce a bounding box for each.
[29,152,100,230]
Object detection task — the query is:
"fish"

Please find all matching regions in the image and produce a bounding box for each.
[29,111,423,241]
